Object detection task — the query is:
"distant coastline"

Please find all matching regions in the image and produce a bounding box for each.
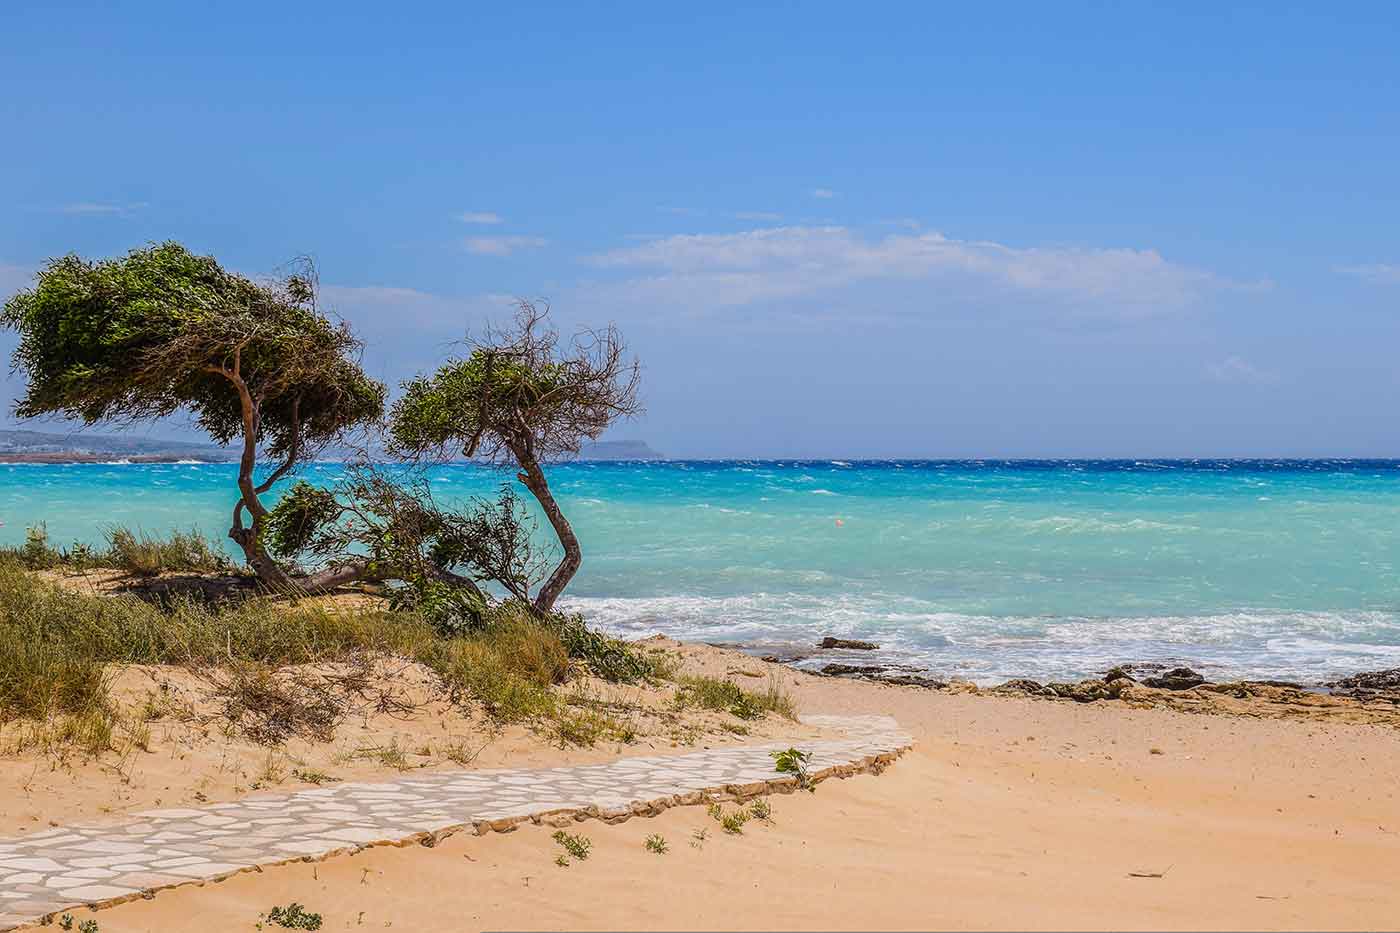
[0,451,233,464]
[0,431,663,465]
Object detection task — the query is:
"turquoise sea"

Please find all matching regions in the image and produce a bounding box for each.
[3,459,1399,684]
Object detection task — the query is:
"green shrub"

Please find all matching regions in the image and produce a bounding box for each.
[415,614,567,722]
[258,902,323,930]
[675,674,795,720]
[551,612,653,683]
[104,526,230,576]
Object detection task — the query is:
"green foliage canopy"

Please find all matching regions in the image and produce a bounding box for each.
[2,242,384,461]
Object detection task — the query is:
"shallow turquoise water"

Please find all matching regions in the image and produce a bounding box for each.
[3,459,1399,683]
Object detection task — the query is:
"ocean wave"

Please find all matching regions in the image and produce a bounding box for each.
[559,593,1400,685]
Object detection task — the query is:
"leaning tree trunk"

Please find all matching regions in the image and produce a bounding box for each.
[515,450,581,616]
[215,354,299,591]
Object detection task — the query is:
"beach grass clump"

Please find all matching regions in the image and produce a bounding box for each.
[0,523,67,571]
[550,612,655,683]
[257,902,323,930]
[0,524,233,577]
[103,526,231,577]
[0,561,661,748]
[417,611,569,723]
[675,674,796,721]
[550,706,636,747]
[552,829,592,862]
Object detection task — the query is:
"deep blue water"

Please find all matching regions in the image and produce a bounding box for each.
[3,459,1399,683]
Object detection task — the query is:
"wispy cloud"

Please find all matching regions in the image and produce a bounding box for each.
[733,211,783,222]
[59,201,147,216]
[591,225,1244,315]
[459,211,503,225]
[464,235,548,257]
[1208,355,1276,385]
[811,188,837,199]
[319,284,515,334]
[1336,263,1400,285]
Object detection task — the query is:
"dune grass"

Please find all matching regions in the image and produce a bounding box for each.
[1,523,233,577]
[674,673,796,721]
[0,553,661,749]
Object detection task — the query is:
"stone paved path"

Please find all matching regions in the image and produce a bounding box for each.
[0,715,910,929]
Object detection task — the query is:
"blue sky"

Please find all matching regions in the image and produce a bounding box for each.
[2,1,1398,457]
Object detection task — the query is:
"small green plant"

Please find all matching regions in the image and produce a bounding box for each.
[554,853,570,867]
[748,798,772,821]
[257,902,323,930]
[57,916,98,933]
[644,833,668,854]
[690,827,709,848]
[721,809,750,835]
[706,801,724,822]
[552,829,592,861]
[349,741,409,770]
[291,768,340,785]
[771,747,814,791]
[19,524,61,570]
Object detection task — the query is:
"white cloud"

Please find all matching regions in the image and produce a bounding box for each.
[1337,263,1400,285]
[464,235,549,257]
[459,211,503,225]
[1208,355,1276,385]
[591,225,1239,314]
[811,188,837,199]
[733,211,783,222]
[59,202,147,215]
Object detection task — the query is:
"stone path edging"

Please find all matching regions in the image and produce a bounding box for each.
[0,714,911,929]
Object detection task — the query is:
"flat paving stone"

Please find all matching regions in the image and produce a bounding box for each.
[0,714,909,930]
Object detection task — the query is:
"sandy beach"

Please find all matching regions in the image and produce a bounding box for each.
[45,639,1398,933]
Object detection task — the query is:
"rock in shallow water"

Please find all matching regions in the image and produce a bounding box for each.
[818,637,880,650]
[820,663,887,676]
[1328,668,1400,690]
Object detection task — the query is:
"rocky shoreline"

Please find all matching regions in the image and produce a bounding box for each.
[757,636,1400,710]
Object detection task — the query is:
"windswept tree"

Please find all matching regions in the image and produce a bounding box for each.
[389,301,642,615]
[265,467,552,628]
[1,242,385,588]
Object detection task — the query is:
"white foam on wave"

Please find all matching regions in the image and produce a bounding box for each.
[559,592,1400,685]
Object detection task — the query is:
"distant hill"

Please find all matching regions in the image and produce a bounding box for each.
[575,440,665,461]
[0,428,232,462]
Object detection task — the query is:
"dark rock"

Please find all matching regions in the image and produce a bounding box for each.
[993,678,1057,697]
[1327,668,1400,691]
[1102,666,1139,682]
[1047,679,1127,702]
[1141,667,1207,690]
[820,663,887,676]
[877,674,948,689]
[759,654,807,664]
[818,637,880,651]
